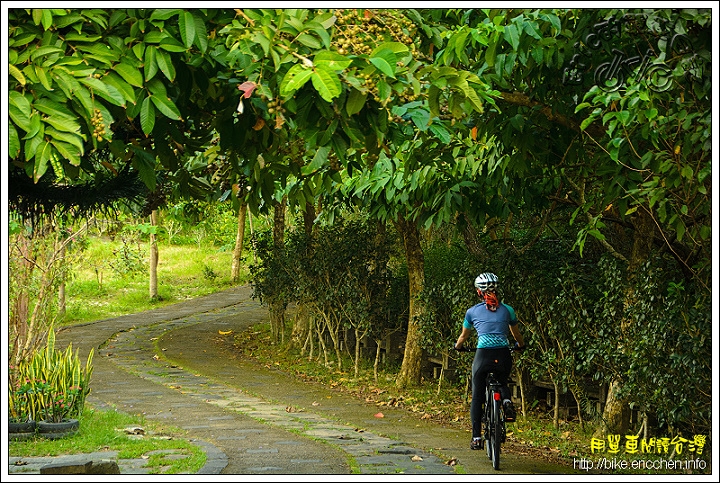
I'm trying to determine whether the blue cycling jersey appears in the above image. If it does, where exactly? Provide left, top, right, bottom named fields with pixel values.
left=463, top=302, right=518, bottom=348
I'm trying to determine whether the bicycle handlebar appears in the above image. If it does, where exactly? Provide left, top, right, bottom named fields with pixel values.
left=453, top=342, right=525, bottom=353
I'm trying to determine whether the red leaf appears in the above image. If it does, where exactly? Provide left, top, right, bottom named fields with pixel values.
left=374, top=412, right=384, bottom=418
left=237, top=81, right=257, bottom=98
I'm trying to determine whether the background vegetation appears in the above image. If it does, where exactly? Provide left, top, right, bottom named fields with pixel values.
left=7, top=6, right=712, bottom=474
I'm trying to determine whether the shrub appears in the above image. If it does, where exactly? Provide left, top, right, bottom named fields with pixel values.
left=9, top=327, right=94, bottom=423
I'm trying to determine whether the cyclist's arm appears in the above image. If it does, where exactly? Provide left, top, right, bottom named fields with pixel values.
left=454, top=326, right=474, bottom=350
left=509, top=323, right=525, bottom=348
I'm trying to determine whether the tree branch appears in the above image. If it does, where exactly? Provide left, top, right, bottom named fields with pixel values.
left=497, top=91, right=605, bottom=139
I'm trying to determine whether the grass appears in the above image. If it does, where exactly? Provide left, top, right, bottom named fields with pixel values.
left=60, top=237, right=246, bottom=325
left=9, top=405, right=206, bottom=474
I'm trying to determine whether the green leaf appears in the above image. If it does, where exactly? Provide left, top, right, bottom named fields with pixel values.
left=280, top=64, right=313, bottom=97
left=297, top=33, right=322, bottom=49
left=429, top=123, right=451, bottom=143
left=140, top=96, right=156, bottom=134
left=144, top=46, right=158, bottom=81
left=79, top=76, right=125, bottom=106
left=149, top=9, right=182, bottom=21
left=50, top=139, right=81, bottom=166
left=193, top=14, right=208, bottom=53
left=155, top=49, right=175, bottom=81
left=345, top=88, right=367, bottom=116
left=369, top=49, right=397, bottom=79
left=33, top=140, right=52, bottom=182
left=311, top=66, right=341, bottom=102
left=9, top=124, right=20, bottom=158
left=44, top=114, right=82, bottom=134
left=503, top=23, right=520, bottom=51
left=102, top=72, right=136, bottom=104
left=24, top=133, right=43, bottom=160
left=9, top=64, right=27, bottom=85
left=580, top=116, right=595, bottom=131
left=314, top=51, right=352, bottom=71
left=179, top=11, right=196, bottom=49
left=371, top=42, right=409, bottom=55
left=34, top=66, right=53, bottom=91
left=131, top=146, right=157, bottom=191
left=144, top=31, right=169, bottom=44
left=150, top=95, right=182, bottom=120
left=302, top=145, right=330, bottom=175
left=30, top=46, right=63, bottom=61
left=114, top=62, right=144, bottom=87
left=44, top=125, right=84, bottom=151
left=9, top=91, right=33, bottom=132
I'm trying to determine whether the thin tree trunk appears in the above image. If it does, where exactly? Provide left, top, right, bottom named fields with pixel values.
left=354, top=328, right=361, bottom=378
left=57, top=242, right=66, bottom=318
left=553, top=380, right=560, bottom=429
left=149, top=210, right=159, bottom=300
left=394, top=215, right=426, bottom=389
left=515, top=365, right=526, bottom=418
left=571, top=388, right=585, bottom=430
left=231, top=201, right=247, bottom=282
left=374, top=339, right=382, bottom=384
left=248, top=210, right=258, bottom=265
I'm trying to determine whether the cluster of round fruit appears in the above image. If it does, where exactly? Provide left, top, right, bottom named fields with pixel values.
left=91, top=108, right=106, bottom=141
left=332, top=9, right=418, bottom=56
left=266, top=98, right=285, bottom=115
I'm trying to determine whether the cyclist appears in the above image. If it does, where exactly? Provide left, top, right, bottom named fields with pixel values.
left=454, top=272, right=525, bottom=451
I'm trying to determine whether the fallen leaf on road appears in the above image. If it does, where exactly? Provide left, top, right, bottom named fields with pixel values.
left=445, top=457, right=458, bottom=466
left=411, top=455, right=423, bottom=462
left=218, top=330, right=233, bottom=335
left=312, top=401, right=320, bottom=406
left=374, top=412, right=384, bottom=418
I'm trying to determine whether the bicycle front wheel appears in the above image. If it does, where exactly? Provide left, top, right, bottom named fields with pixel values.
left=490, top=397, right=502, bottom=470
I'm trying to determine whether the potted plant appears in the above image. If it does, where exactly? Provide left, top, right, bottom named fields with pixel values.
left=13, top=327, right=94, bottom=439
left=8, top=370, right=37, bottom=441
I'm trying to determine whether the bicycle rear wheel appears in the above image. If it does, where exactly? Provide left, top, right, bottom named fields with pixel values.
left=484, top=391, right=492, bottom=460
left=490, top=397, right=502, bottom=470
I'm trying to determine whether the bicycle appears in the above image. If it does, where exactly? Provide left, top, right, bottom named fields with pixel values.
left=456, top=343, right=522, bottom=471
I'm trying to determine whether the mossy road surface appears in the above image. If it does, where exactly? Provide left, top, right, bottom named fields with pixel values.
left=57, top=285, right=579, bottom=476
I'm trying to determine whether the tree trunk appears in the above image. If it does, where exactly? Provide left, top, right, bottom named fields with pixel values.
left=288, top=201, right=316, bottom=349
left=595, top=209, right=655, bottom=438
left=149, top=209, right=159, bottom=300
left=269, top=199, right=286, bottom=344
left=553, top=380, right=560, bottom=429
left=231, top=201, right=247, bottom=283
left=58, top=242, right=66, bottom=318
left=515, top=365, right=526, bottom=418
left=394, top=216, right=426, bottom=389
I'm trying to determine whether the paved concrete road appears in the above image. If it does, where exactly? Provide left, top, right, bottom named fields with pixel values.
left=27, top=285, right=577, bottom=478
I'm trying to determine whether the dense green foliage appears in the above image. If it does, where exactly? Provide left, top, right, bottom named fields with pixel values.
left=8, top=7, right=712, bottom=440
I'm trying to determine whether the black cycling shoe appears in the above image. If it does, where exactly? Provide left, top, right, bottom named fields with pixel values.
left=470, top=438, right=483, bottom=450
left=503, top=401, right=517, bottom=422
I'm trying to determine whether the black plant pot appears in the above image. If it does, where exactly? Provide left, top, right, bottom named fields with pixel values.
left=37, top=418, right=79, bottom=440
left=9, top=419, right=37, bottom=441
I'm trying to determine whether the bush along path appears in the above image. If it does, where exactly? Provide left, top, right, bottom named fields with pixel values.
left=55, top=285, right=576, bottom=475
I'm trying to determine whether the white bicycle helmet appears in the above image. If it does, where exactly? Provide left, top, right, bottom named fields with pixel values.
left=474, top=272, right=499, bottom=292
